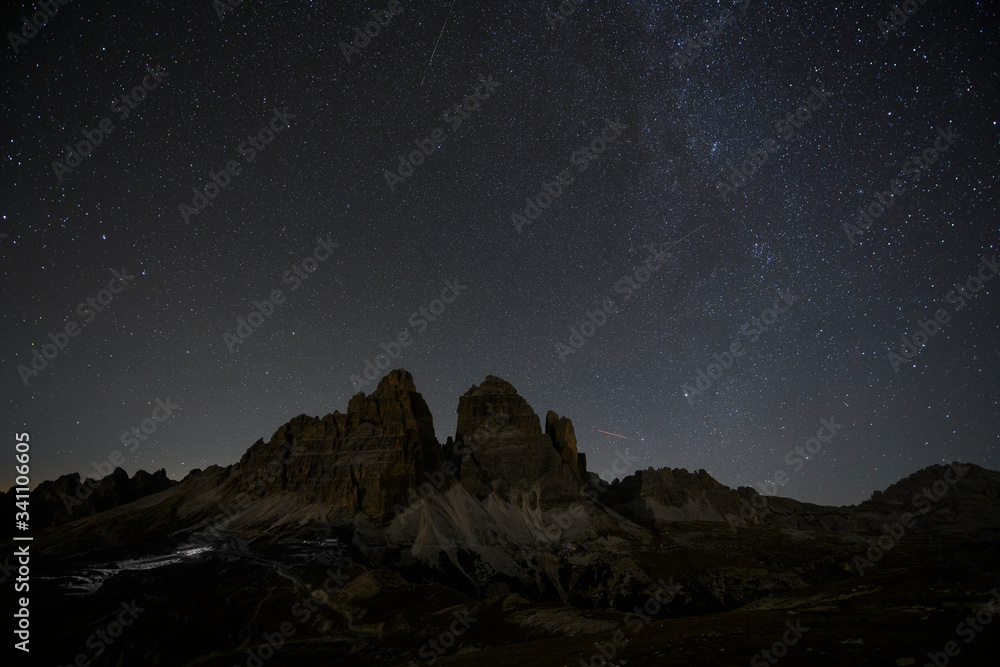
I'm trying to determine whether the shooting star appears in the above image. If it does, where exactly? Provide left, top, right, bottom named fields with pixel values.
left=652, top=222, right=708, bottom=260
left=596, top=430, right=628, bottom=439
left=420, top=0, right=457, bottom=86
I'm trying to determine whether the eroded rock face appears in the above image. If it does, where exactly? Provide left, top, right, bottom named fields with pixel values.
left=598, top=467, right=753, bottom=524
left=232, top=369, right=442, bottom=522
left=208, top=371, right=590, bottom=526
left=545, top=410, right=585, bottom=485
left=856, top=462, right=1000, bottom=533
left=449, top=375, right=583, bottom=505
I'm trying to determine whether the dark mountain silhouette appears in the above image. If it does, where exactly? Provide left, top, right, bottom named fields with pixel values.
left=7, top=370, right=1000, bottom=666
left=2, top=466, right=176, bottom=530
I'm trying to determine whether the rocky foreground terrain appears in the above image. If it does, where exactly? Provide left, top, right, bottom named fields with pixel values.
left=6, top=370, right=1000, bottom=666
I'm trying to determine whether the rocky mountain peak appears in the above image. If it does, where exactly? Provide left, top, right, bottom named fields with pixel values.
left=374, top=368, right=418, bottom=394
left=233, top=369, right=441, bottom=522
left=454, top=375, right=548, bottom=444
left=451, top=375, right=583, bottom=504
left=463, top=374, right=518, bottom=396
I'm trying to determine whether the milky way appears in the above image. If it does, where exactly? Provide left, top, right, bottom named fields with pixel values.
left=2, top=0, right=997, bottom=505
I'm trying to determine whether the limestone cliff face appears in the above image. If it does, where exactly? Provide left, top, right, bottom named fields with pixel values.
left=448, top=375, right=583, bottom=505
left=545, top=410, right=585, bottom=486
left=228, top=371, right=586, bottom=523
left=598, top=467, right=753, bottom=524
left=233, top=369, right=442, bottom=521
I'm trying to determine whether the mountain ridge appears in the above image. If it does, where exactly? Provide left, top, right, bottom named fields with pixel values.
left=9, top=370, right=1000, bottom=666
left=6, top=369, right=998, bottom=537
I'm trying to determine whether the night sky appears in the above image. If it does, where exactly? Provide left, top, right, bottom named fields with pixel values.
left=2, top=0, right=998, bottom=506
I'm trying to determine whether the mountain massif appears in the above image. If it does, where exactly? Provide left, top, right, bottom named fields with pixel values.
left=7, top=370, right=1000, bottom=666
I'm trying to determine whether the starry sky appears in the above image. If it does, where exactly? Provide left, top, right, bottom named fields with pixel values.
left=2, top=0, right=998, bottom=506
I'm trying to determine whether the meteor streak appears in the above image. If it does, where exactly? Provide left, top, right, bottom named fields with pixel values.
left=420, top=0, right=457, bottom=86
